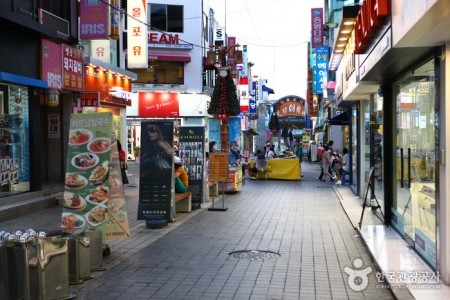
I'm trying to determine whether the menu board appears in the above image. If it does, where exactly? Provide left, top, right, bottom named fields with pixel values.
left=61, top=112, right=130, bottom=239
left=209, top=153, right=229, bottom=181
left=138, top=121, right=174, bottom=221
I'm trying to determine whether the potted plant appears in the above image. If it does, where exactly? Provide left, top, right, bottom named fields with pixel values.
left=133, top=146, right=141, bottom=163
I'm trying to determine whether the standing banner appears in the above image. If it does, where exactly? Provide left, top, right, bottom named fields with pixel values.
left=178, top=127, right=205, bottom=207
left=138, top=121, right=174, bottom=221
left=61, top=112, right=130, bottom=239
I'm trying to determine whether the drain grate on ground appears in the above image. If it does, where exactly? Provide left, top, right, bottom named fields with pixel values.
left=228, top=250, right=280, bottom=261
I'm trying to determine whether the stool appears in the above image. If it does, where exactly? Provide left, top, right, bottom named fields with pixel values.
left=342, top=171, right=351, bottom=186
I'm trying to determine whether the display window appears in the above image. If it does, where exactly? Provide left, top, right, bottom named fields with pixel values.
left=0, top=84, right=30, bottom=196
left=393, top=58, right=436, bottom=268
left=133, top=61, right=184, bottom=84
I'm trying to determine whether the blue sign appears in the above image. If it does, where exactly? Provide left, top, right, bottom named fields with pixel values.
left=415, top=228, right=436, bottom=269
left=249, top=96, right=257, bottom=119
left=391, top=208, right=405, bottom=236
left=314, top=46, right=328, bottom=94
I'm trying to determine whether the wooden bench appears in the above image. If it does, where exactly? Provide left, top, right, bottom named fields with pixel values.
left=175, top=192, right=192, bottom=213
left=208, top=181, right=219, bottom=198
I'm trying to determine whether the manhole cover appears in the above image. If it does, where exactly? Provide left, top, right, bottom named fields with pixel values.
left=228, top=250, right=280, bottom=261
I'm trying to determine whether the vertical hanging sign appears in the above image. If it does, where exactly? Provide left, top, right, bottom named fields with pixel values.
left=314, top=45, right=328, bottom=94
left=178, top=127, right=205, bottom=207
left=311, top=8, right=324, bottom=49
left=127, top=0, right=148, bottom=68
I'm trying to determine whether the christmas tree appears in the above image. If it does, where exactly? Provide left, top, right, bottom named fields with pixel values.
left=207, top=72, right=240, bottom=119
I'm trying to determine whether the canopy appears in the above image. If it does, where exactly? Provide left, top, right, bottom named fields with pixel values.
left=328, top=112, right=349, bottom=125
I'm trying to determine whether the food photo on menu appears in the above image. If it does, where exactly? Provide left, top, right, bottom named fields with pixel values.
left=62, top=119, right=113, bottom=233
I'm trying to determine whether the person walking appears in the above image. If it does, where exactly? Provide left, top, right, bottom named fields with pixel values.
left=117, top=141, right=129, bottom=184
left=319, top=145, right=336, bottom=182
left=294, top=139, right=304, bottom=178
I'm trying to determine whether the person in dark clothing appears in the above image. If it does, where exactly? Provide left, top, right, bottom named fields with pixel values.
left=117, top=141, right=129, bottom=184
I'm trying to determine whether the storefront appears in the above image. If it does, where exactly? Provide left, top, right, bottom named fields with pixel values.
left=390, top=56, right=437, bottom=269
left=82, top=57, right=137, bottom=148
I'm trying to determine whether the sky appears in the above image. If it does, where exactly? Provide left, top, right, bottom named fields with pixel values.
left=209, top=0, right=324, bottom=100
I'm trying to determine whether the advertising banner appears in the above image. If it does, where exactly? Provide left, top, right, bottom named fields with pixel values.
left=138, top=92, right=179, bottom=117
left=61, top=112, right=130, bottom=239
left=138, top=121, right=174, bottom=221
left=80, top=0, right=109, bottom=39
left=179, top=127, right=205, bottom=206
left=209, top=153, right=229, bottom=181
left=249, top=96, right=257, bottom=119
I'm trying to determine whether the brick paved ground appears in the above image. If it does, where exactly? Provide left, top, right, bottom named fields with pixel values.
left=0, top=161, right=394, bottom=299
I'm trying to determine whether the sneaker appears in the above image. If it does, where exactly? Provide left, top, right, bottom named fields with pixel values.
left=335, top=180, right=342, bottom=185
left=331, top=176, right=337, bottom=180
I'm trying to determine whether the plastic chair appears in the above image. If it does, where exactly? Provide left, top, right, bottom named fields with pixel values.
left=256, top=159, right=268, bottom=180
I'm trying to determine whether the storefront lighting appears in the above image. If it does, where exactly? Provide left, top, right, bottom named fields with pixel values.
left=330, top=5, right=359, bottom=55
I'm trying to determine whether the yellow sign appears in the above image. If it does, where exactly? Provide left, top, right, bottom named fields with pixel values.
left=209, top=153, right=229, bottom=181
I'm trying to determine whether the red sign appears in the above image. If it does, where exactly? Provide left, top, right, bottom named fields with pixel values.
left=355, top=0, right=390, bottom=54
left=311, top=8, right=324, bottom=49
left=149, top=32, right=179, bottom=44
left=62, top=44, right=83, bottom=91
left=80, top=92, right=100, bottom=107
left=139, top=92, right=179, bottom=117
left=41, top=40, right=62, bottom=90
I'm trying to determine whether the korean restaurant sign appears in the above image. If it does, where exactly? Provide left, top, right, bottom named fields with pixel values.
left=90, top=40, right=111, bottom=64
left=138, top=92, right=179, bottom=117
left=41, top=41, right=83, bottom=91
left=355, top=0, right=390, bottom=54
left=127, top=0, right=148, bottom=68
left=311, top=8, right=324, bottom=49
left=62, top=45, right=83, bottom=91
left=80, top=92, right=100, bottom=107
left=79, top=0, right=109, bottom=39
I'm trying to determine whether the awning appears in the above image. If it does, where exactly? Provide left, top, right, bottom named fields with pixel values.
left=149, top=51, right=191, bottom=62
left=251, top=82, right=275, bottom=94
left=326, top=81, right=336, bottom=89
left=0, top=72, right=47, bottom=88
left=328, top=112, right=349, bottom=125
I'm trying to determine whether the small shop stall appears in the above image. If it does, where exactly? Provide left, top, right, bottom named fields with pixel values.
left=250, top=157, right=301, bottom=180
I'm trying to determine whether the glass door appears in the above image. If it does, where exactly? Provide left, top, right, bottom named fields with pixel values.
left=394, top=58, right=437, bottom=268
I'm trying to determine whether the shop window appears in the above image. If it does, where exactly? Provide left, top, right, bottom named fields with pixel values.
left=135, top=61, right=184, bottom=84
left=150, top=4, right=183, bottom=33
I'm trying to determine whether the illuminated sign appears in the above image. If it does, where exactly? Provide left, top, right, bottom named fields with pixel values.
left=355, top=0, right=390, bottom=54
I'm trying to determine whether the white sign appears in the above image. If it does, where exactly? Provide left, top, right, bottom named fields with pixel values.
left=127, top=0, right=148, bottom=68
left=214, top=27, right=224, bottom=42
left=90, top=40, right=111, bottom=63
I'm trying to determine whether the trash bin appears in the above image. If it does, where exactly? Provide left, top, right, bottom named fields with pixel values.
left=28, top=236, right=75, bottom=299
left=82, top=229, right=105, bottom=271
left=5, top=241, right=33, bottom=300
left=66, top=235, right=91, bottom=284
left=0, top=240, right=8, bottom=299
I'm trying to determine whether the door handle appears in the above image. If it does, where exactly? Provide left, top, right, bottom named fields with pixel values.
left=400, top=148, right=404, bottom=188
left=408, top=148, right=411, bottom=188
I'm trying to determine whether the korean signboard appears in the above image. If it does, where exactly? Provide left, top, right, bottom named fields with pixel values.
left=314, top=45, right=328, bottom=94
left=80, top=92, right=100, bottom=107
left=127, top=0, right=148, bottom=68
left=62, top=45, right=83, bottom=91
left=41, top=40, right=62, bottom=90
left=311, top=8, right=324, bottom=49
left=79, top=0, right=109, bottom=39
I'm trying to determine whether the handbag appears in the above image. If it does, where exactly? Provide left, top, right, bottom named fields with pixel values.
left=120, top=161, right=128, bottom=170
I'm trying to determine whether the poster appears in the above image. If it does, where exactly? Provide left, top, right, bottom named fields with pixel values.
left=179, top=127, right=205, bottom=206
left=138, top=121, right=174, bottom=221
left=61, top=112, right=130, bottom=239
